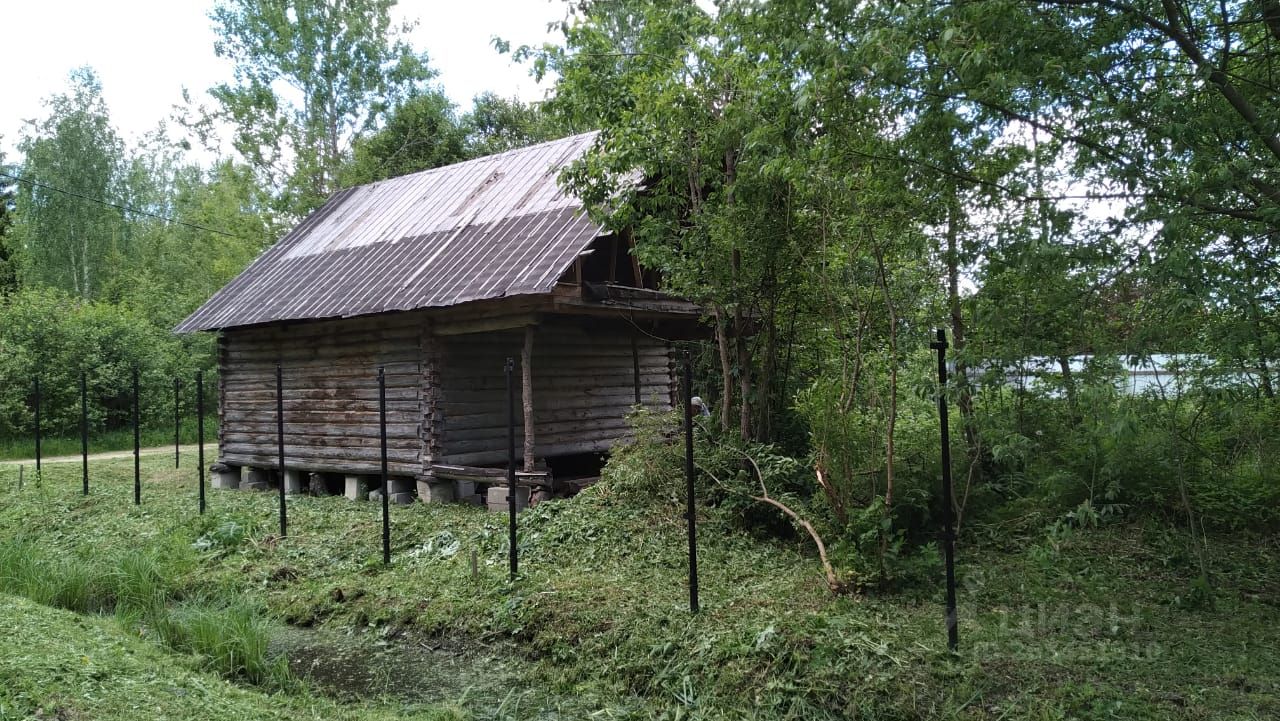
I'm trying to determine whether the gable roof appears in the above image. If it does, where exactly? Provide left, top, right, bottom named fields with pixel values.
left=175, top=131, right=603, bottom=333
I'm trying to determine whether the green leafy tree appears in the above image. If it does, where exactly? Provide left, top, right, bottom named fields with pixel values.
left=341, top=90, right=466, bottom=186
left=196, top=0, right=437, bottom=215
left=461, top=92, right=570, bottom=156
left=12, top=67, right=125, bottom=300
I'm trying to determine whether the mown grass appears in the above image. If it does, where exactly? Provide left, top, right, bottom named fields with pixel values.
left=0, top=455, right=1277, bottom=719
left=0, top=413, right=218, bottom=460
left=0, top=593, right=470, bottom=721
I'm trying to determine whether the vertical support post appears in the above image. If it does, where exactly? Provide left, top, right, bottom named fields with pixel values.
left=379, top=366, right=390, bottom=565
left=33, top=376, right=41, bottom=477
left=174, top=377, right=181, bottom=469
left=133, top=367, right=140, bottom=505
left=521, top=326, right=535, bottom=472
left=197, top=371, right=205, bottom=515
left=683, top=350, right=699, bottom=613
left=81, top=372, right=89, bottom=496
left=931, top=328, right=959, bottom=652
left=506, top=357, right=518, bottom=580
left=631, top=332, right=641, bottom=406
left=276, top=363, right=287, bottom=538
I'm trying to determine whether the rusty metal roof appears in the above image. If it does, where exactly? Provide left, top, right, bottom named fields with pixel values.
left=176, top=132, right=604, bottom=332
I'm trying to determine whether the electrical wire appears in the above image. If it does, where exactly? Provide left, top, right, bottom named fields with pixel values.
left=0, top=170, right=255, bottom=241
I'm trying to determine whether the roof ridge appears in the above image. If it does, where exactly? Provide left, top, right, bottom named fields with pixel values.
left=357, top=129, right=599, bottom=191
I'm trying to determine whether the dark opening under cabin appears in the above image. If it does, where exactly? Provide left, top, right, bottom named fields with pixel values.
left=176, top=132, right=702, bottom=508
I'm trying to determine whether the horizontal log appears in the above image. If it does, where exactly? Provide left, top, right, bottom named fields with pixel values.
left=224, top=398, right=419, bottom=412
left=224, top=422, right=421, bottom=439
left=226, top=348, right=421, bottom=364
left=439, top=426, right=629, bottom=455
left=220, top=453, right=419, bottom=477
left=222, top=410, right=417, bottom=426
left=438, top=393, right=671, bottom=415
left=223, top=376, right=422, bottom=392
left=441, top=417, right=630, bottom=443
left=222, top=360, right=422, bottom=377
left=223, top=432, right=419, bottom=450
left=436, top=372, right=671, bottom=392
left=230, top=323, right=424, bottom=345
left=224, top=388, right=420, bottom=402
left=440, top=404, right=652, bottom=431
left=223, top=443, right=419, bottom=464
left=441, top=437, right=619, bottom=466
left=439, top=384, right=671, bottom=404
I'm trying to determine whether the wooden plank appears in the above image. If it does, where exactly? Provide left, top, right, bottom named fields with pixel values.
left=429, top=464, right=507, bottom=480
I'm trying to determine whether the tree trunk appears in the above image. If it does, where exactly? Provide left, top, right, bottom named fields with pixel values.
left=946, top=201, right=981, bottom=479
left=714, top=306, right=733, bottom=433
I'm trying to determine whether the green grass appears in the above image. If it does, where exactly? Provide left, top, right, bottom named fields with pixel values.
left=0, top=414, right=218, bottom=460
left=0, top=456, right=1277, bottom=719
left=0, top=593, right=469, bottom=721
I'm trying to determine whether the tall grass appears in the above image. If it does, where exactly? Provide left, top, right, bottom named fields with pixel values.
left=0, top=537, right=285, bottom=687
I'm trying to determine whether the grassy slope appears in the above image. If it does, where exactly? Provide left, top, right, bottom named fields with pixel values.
left=0, top=457, right=1277, bottom=719
left=0, top=593, right=466, bottom=721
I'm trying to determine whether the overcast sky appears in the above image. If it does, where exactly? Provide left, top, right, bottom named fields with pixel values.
left=1, top=0, right=568, bottom=159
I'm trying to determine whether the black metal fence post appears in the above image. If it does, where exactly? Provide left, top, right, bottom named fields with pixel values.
left=931, top=328, right=959, bottom=652
left=506, top=357, right=518, bottom=581
left=379, top=366, right=390, bottom=565
left=276, top=363, right=287, bottom=538
left=683, top=350, right=700, bottom=614
left=81, top=371, right=89, bottom=496
left=197, top=371, right=205, bottom=515
left=174, top=377, right=181, bottom=469
left=133, top=367, right=140, bottom=505
left=33, top=376, right=41, bottom=477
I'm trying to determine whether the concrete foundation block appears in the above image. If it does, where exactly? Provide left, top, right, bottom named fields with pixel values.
left=283, top=469, right=306, bottom=495
left=454, top=480, right=476, bottom=499
left=244, top=467, right=272, bottom=491
left=416, top=478, right=455, bottom=504
left=345, top=475, right=371, bottom=501
left=210, top=463, right=240, bottom=490
left=485, top=485, right=529, bottom=512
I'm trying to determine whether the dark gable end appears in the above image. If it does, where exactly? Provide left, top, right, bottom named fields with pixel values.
left=176, top=132, right=603, bottom=333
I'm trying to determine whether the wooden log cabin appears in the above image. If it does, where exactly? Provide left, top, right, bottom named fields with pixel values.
left=176, top=132, right=702, bottom=506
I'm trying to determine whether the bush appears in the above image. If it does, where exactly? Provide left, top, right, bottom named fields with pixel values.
left=0, top=287, right=216, bottom=439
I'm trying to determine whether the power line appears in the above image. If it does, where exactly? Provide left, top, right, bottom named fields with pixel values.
left=0, top=170, right=255, bottom=241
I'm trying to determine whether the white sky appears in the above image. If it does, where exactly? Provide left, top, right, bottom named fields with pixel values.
left=0, top=0, right=568, bottom=160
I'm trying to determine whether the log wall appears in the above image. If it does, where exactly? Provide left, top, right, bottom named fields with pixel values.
left=218, top=313, right=427, bottom=476
left=434, top=319, right=675, bottom=466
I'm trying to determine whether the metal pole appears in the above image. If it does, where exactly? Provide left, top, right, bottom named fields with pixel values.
left=81, top=371, right=89, bottom=495
left=174, top=377, right=181, bottom=469
left=506, top=357, right=518, bottom=580
left=683, top=350, right=699, bottom=613
left=197, top=371, right=205, bottom=515
left=33, top=376, right=41, bottom=477
left=379, top=366, right=390, bottom=565
left=931, top=328, right=959, bottom=652
left=276, top=363, right=287, bottom=538
left=133, top=367, right=140, bottom=505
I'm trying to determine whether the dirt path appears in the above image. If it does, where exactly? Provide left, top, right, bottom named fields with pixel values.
left=0, top=445, right=203, bottom=467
